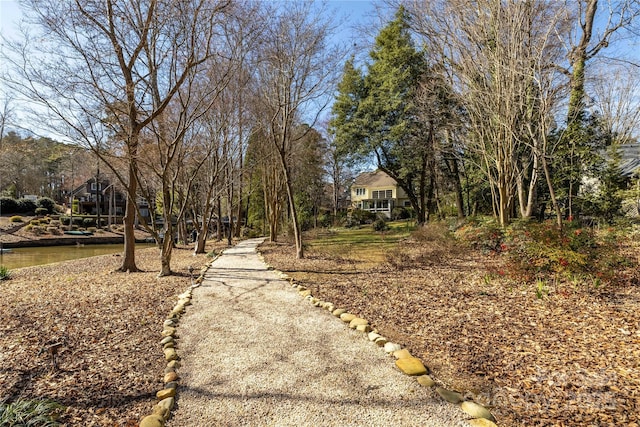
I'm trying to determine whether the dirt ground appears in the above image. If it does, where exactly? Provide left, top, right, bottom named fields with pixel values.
left=0, top=241, right=231, bottom=426
left=259, top=236, right=640, bottom=427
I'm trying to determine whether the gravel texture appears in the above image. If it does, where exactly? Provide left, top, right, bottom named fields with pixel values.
left=167, top=238, right=470, bottom=427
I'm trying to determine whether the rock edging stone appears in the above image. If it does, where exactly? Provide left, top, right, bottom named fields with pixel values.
left=265, top=262, right=499, bottom=427
left=138, top=255, right=218, bottom=427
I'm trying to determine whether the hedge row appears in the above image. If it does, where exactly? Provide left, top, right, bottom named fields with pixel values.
left=0, top=197, right=58, bottom=215
left=59, top=216, right=108, bottom=227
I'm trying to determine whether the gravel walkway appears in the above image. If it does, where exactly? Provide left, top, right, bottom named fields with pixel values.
left=167, top=238, right=470, bottom=426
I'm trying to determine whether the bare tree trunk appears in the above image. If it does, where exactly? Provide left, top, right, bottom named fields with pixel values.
left=282, top=163, right=303, bottom=258
left=216, top=195, right=222, bottom=241
left=450, top=158, right=465, bottom=219
left=524, top=155, right=539, bottom=219
left=120, top=159, right=139, bottom=272
left=159, top=189, right=174, bottom=277
left=159, top=223, right=174, bottom=276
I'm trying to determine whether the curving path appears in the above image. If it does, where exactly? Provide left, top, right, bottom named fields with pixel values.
left=167, top=238, right=470, bottom=426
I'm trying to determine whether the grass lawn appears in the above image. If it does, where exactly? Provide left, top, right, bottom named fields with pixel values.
left=304, top=221, right=416, bottom=266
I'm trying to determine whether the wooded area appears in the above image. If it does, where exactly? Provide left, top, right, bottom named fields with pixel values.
left=1, top=2, right=640, bottom=426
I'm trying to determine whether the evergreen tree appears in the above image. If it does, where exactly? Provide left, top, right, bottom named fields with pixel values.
left=331, top=7, right=455, bottom=224
left=329, top=57, right=365, bottom=162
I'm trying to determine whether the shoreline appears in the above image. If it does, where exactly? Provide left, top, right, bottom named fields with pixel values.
left=0, top=217, right=156, bottom=248
left=0, top=234, right=154, bottom=248
left=1, top=242, right=232, bottom=426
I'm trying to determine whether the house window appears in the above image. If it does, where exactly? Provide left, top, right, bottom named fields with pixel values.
left=372, top=190, right=393, bottom=199
left=404, top=201, right=411, bottom=207
left=91, top=182, right=102, bottom=191
left=355, top=188, right=365, bottom=196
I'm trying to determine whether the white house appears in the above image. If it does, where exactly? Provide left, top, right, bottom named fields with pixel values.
left=350, top=170, right=410, bottom=218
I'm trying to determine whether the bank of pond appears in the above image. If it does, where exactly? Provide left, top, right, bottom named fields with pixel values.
left=0, top=243, right=155, bottom=270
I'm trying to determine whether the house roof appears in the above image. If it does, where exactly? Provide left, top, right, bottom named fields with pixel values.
left=353, top=170, right=397, bottom=187
left=618, top=144, right=640, bottom=177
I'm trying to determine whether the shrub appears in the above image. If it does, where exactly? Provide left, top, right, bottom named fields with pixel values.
left=0, top=197, right=18, bottom=214
left=9, top=215, right=23, bottom=223
left=83, top=217, right=96, bottom=227
left=47, top=226, right=62, bottom=235
left=316, top=213, right=332, bottom=228
left=17, top=198, right=37, bottom=214
left=455, top=218, right=504, bottom=253
left=36, top=197, right=56, bottom=214
left=387, top=222, right=458, bottom=270
left=60, top=216, right=84, bottom=226
left=35, top=207, right=49, bottom=216
left=344, top=218, right=358, bottom=228
left=27, top=225, right=46, bottom=235
left=349, top=209, right=377, bottom=225
left=0, top=265, right=10, bottom=280
left=242, top=227, right=262, bottom=238
left=0, top=398, right=63, bottom=426
left=372, top=217, right=389, bottom=232
left=503, top=219, right=633, bottom=286
left=413, top=221, right=456, bottom=244
left=391, top=207, right=411, bottom=220
left=30, top=219, right=41, bottom=226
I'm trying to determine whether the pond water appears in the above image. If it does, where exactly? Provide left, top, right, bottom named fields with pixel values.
left=0, top=243, right=155, bottom=270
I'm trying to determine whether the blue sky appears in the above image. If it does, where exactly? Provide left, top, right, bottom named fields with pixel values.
left=0, top=0, right=20, bottom=38
left=0, top=0, right=381, bottom=43
left=0, top=0, right=383, bottom=137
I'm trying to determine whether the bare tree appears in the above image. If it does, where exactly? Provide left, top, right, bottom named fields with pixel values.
left=557, top=0, right=640, bottom=218
left=562, top=0, right=640, bottom=125
left=2, top=0, right=232, bottom=272
left=591, top=63, right=640, bottom=144
left=254, top=1, right=341, bottom=258
left=319, top=119, right=354, bottom=222
left=245, top=127, right=286, bottom=241
left=0, top=95, right=13, bottom=144
left=403, top=0, right=570, bottom=226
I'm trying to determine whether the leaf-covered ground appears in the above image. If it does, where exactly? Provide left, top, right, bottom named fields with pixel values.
left=0, top=242, right=230, bottom=426
left=260, top=233, right=640, bottom=427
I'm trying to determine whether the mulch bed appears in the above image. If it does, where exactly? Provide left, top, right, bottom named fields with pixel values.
left=259, top=237, right=640, bottom=427
left=1, top=242, right=230, bottom=426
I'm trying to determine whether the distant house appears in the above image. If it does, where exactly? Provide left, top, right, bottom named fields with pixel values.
left=350, top=170, right=410, bottom=218
left=618, top=143, right=640, bottom=178
left=69, top=177, right=126, bottom=216
left=618, top=144, right=640, bottom=217
left=582, top=143, right=640, bottom=217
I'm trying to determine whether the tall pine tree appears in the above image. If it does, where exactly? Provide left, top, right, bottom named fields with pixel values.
left=331, top=7, right=449, bottom=224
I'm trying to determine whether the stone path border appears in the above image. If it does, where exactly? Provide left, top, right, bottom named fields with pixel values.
left=138, top=257, right=216, bottom=427
left=138, top=239, right=499, bottom=426
left=260, top=258, right=499, bottom=427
